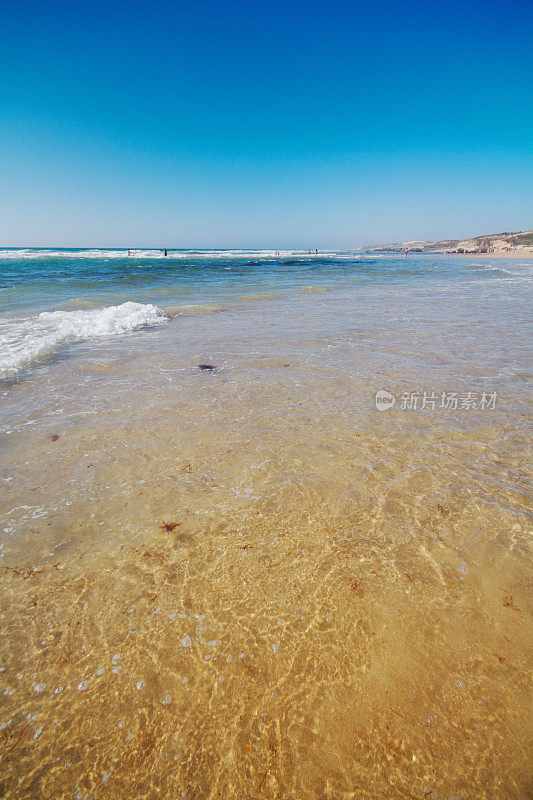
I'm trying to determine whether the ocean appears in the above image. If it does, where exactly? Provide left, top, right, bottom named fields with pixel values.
left=0, top=249, right=531, bottom=798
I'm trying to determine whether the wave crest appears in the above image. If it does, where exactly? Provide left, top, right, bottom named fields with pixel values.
left=0, top=302, right=168, bottom=378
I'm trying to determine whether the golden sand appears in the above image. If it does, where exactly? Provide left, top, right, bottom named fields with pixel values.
left=0, top=382, right=530, bottom=799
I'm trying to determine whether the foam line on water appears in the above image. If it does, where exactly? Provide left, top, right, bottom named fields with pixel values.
left=0, top=248, right=365, bottom=260
left=0, top=301, right=168, bottom=378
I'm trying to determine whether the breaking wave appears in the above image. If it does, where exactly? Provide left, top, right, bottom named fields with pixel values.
left=0, top=248, right=362, bottom=261
left=0, top=302, right=168, bottom=378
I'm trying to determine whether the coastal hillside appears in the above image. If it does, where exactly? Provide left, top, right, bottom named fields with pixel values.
left=372, top=228, right=533, bottom=254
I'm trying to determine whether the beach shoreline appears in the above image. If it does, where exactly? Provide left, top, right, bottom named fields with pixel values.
left=0, top=249, right=531, bottom=799
left=448, top=248, right=533, bottom=259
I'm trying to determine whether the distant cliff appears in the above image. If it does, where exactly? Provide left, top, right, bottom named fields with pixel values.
left=371, top=229, right=533, bottom=254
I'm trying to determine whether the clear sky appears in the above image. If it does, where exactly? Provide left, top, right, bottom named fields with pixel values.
left=1, top=0, right=532, bottom=247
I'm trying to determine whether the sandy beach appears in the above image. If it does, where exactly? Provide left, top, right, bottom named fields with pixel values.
left=451, top=248, right=533, bottom=259
left=0, top=250, right=531, bottom=799
left=2, top=0, right=531, bottom=793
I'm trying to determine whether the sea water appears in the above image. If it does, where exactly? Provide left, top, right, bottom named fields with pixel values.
left=0, top=249, right=531, bottom=798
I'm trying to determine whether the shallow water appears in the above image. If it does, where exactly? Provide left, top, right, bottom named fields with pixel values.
left=0, top=251, right=531, bottom=799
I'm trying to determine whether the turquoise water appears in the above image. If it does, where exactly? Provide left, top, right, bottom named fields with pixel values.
left=1, top=249, right=532, bottom=799
left=1, top=248, right=531, bottom=382
left=0, top=248, right=459, bottom=317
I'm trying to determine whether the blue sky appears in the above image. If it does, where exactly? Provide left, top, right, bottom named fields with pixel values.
left=1, top=0, right=532, bottom=247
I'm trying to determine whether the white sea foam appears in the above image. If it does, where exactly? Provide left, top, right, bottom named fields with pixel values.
left=0, top=248, right=364, bottom=260
left=0, top=302, right=168, bottom=378
left=480, top=263, right=533, bottom=276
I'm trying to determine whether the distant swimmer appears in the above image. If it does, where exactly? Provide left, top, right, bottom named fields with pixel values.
left=164, top=248, right=167, bottom=257
left=315, top=249, right=318, bottom=254
left=405, top=248, right=408, bottom=258
left=127, top=249, right=130, bottom=256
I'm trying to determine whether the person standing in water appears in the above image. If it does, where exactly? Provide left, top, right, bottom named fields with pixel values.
left=164, top=248, right=167, bottom=257
left=405, top=248, right=408, bottom=258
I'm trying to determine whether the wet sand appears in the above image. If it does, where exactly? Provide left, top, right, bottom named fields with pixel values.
left=450, top=249, right=533, bottom=259
left=0, top=258, right=531, bottom=799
